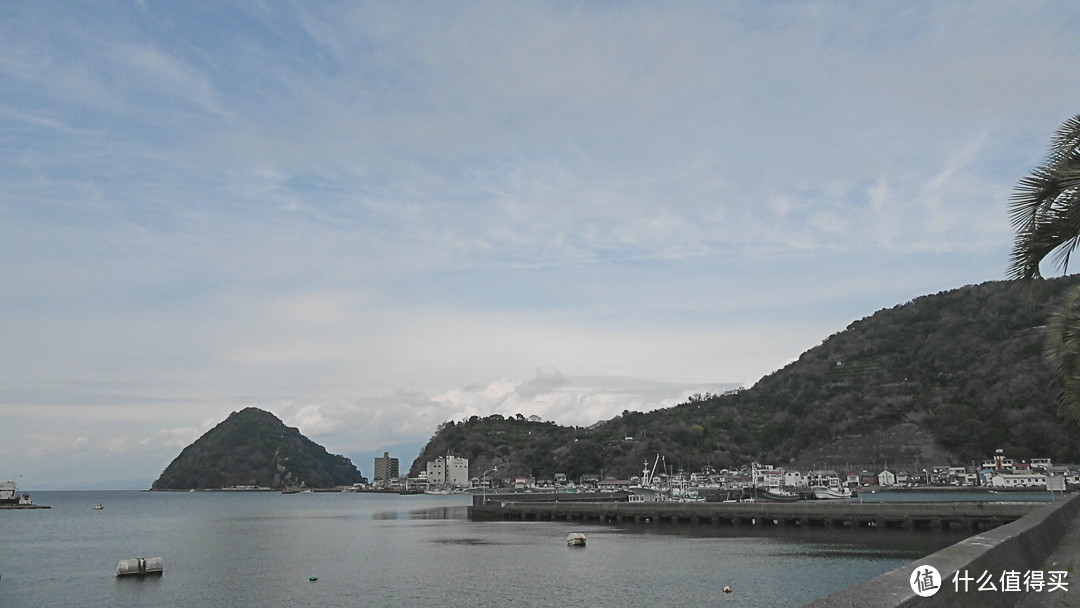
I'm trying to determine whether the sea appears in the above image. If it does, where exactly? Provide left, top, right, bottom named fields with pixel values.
left=0, top=490, right=1055, bottom=607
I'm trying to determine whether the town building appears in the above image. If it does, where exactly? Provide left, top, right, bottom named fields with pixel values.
left=1031, top=458, right=1053, bottom=471
left=877, top=469, right=897, bottom=487
left=373, top=452, right=399, bottom=483
left=785, top=470, right=807, bottom=487
left=990, top=473, right=1047, bottom=488
left=426, top=454, right=470, bottom=488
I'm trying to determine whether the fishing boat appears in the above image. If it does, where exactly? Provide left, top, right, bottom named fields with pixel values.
left=629, top=455, right=667, bottom=502
left=749, top=463, right=804, bottom=502
left=566, top=532, right=586, bottom=547
left=808, top=469, right=856, bottom=499
left=754, top=487, right=803, bottom=502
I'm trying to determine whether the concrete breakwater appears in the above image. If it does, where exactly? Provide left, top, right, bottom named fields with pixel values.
left=802, top=492, right=1079, bottom=607
left=469, top=495, right=1039, bottom=532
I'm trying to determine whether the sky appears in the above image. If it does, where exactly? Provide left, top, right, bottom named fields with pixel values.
left=3, top=1, right=1080, bottom=489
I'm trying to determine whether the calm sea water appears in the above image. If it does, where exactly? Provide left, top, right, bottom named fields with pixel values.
left=0, top=490, right=1016, bottom=607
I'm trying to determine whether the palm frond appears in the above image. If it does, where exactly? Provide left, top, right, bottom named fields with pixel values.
left=1007, top=114, right=1080, bottom=286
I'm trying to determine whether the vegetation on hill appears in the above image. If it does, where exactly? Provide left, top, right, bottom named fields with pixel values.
left=152, top=407, right=365, bottom=490
left=411, top=278, right=1080, bottom=482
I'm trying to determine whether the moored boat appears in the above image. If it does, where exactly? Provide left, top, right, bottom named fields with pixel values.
left=566, top=532, right=586, bottom=547
left=812, top=485, right=855, bottom=500
left=754, top=487, right=803, bottom=502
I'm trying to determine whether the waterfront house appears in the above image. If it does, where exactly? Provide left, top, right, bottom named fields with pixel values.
left=845, top=472, right=860, bottom=487
left=1031, top=458, right=1052, bottom=471
left=931, top=466, right=951, bottom=484
left=579, top=474, right=600, bottom=488
left=403, top=476, right=429, bottom=492
left=598, top=479, right=633, bottom=492
left=807, top=470, right=841, bottom=487
left=990, top=473, right=1047, bottom=488
left=877, top=469, right=897, bottom=487
left=784, top=470, right=806, bottom=487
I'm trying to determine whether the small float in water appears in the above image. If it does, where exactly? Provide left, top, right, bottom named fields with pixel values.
left=116, top=557, right=163, bottom=577
left=566, top=532, right=587, bottom=547
left=93, top=504, right=104, bottom=510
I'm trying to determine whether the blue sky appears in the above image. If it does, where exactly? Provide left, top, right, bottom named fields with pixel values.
left=3, top=2, right=1080, bottom=488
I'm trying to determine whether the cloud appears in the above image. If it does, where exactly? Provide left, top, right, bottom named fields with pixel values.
left=516, top=366, right=569, bottom=399
left=4, top=2, right=1080, bottom=487
left=428, top=367, right=738, bottom=429
left=282, top=403, right=339, bottom=436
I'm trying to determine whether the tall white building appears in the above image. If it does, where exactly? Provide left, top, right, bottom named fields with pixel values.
left=426, top=455, right=470, bottom=488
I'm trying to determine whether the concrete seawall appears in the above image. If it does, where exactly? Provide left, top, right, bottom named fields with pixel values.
left=803, top=492, right=1079, bottom=607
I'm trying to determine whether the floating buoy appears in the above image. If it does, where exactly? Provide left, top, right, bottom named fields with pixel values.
left=723, top=586, right=732, bottom=594
left=566, top=532, right=587, bottom=547
left=116, top=557, right=163, bottom=577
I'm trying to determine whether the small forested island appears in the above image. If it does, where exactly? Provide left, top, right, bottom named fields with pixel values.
left=412, top=278, right=1080, bottom=481
left=151, top=407, right=364, bottom=490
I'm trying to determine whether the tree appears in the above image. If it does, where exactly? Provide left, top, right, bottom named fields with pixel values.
left=1043, top=284, right=1080, bottom=423
left=1008, top=114, right=1080, bottom=422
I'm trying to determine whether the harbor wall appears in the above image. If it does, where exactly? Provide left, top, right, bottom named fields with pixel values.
left=469, top=496, right=1038, bottom=531
left=802, top=492, right=1080, bottom=607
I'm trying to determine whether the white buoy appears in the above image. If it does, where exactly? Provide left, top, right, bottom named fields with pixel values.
left=116, top=557, right=163, bottom=576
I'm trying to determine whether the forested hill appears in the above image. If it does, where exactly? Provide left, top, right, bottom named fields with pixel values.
left=152, top=407, right=364, bottom=490
left=411, top=278, right=1080, bottom=481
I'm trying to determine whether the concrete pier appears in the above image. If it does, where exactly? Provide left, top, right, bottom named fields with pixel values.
left=469, top=495, right=1039, bottom=532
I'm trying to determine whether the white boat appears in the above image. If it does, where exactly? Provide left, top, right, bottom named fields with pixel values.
left=93, top=503, right=104, bottom=510
left=566, top=532, right=587, bottom=547
left=813, top=485, right=855, bottom=499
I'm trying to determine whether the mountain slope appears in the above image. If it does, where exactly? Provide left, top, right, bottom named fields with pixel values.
left=151, top=407, right=364, bottom=490
left=411, top=278, right=1080, bottom=480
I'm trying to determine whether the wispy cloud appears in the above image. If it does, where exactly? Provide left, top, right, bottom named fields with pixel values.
left=3, top=1, right=1080, bottom=487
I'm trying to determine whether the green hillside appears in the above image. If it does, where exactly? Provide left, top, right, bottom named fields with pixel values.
left=151, top=407, right=364, bottom=490
left=411, top=278, right=1080, bottom=481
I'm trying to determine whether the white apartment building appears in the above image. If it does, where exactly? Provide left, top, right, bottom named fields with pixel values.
left=426, top=455, right=470, bottom=488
